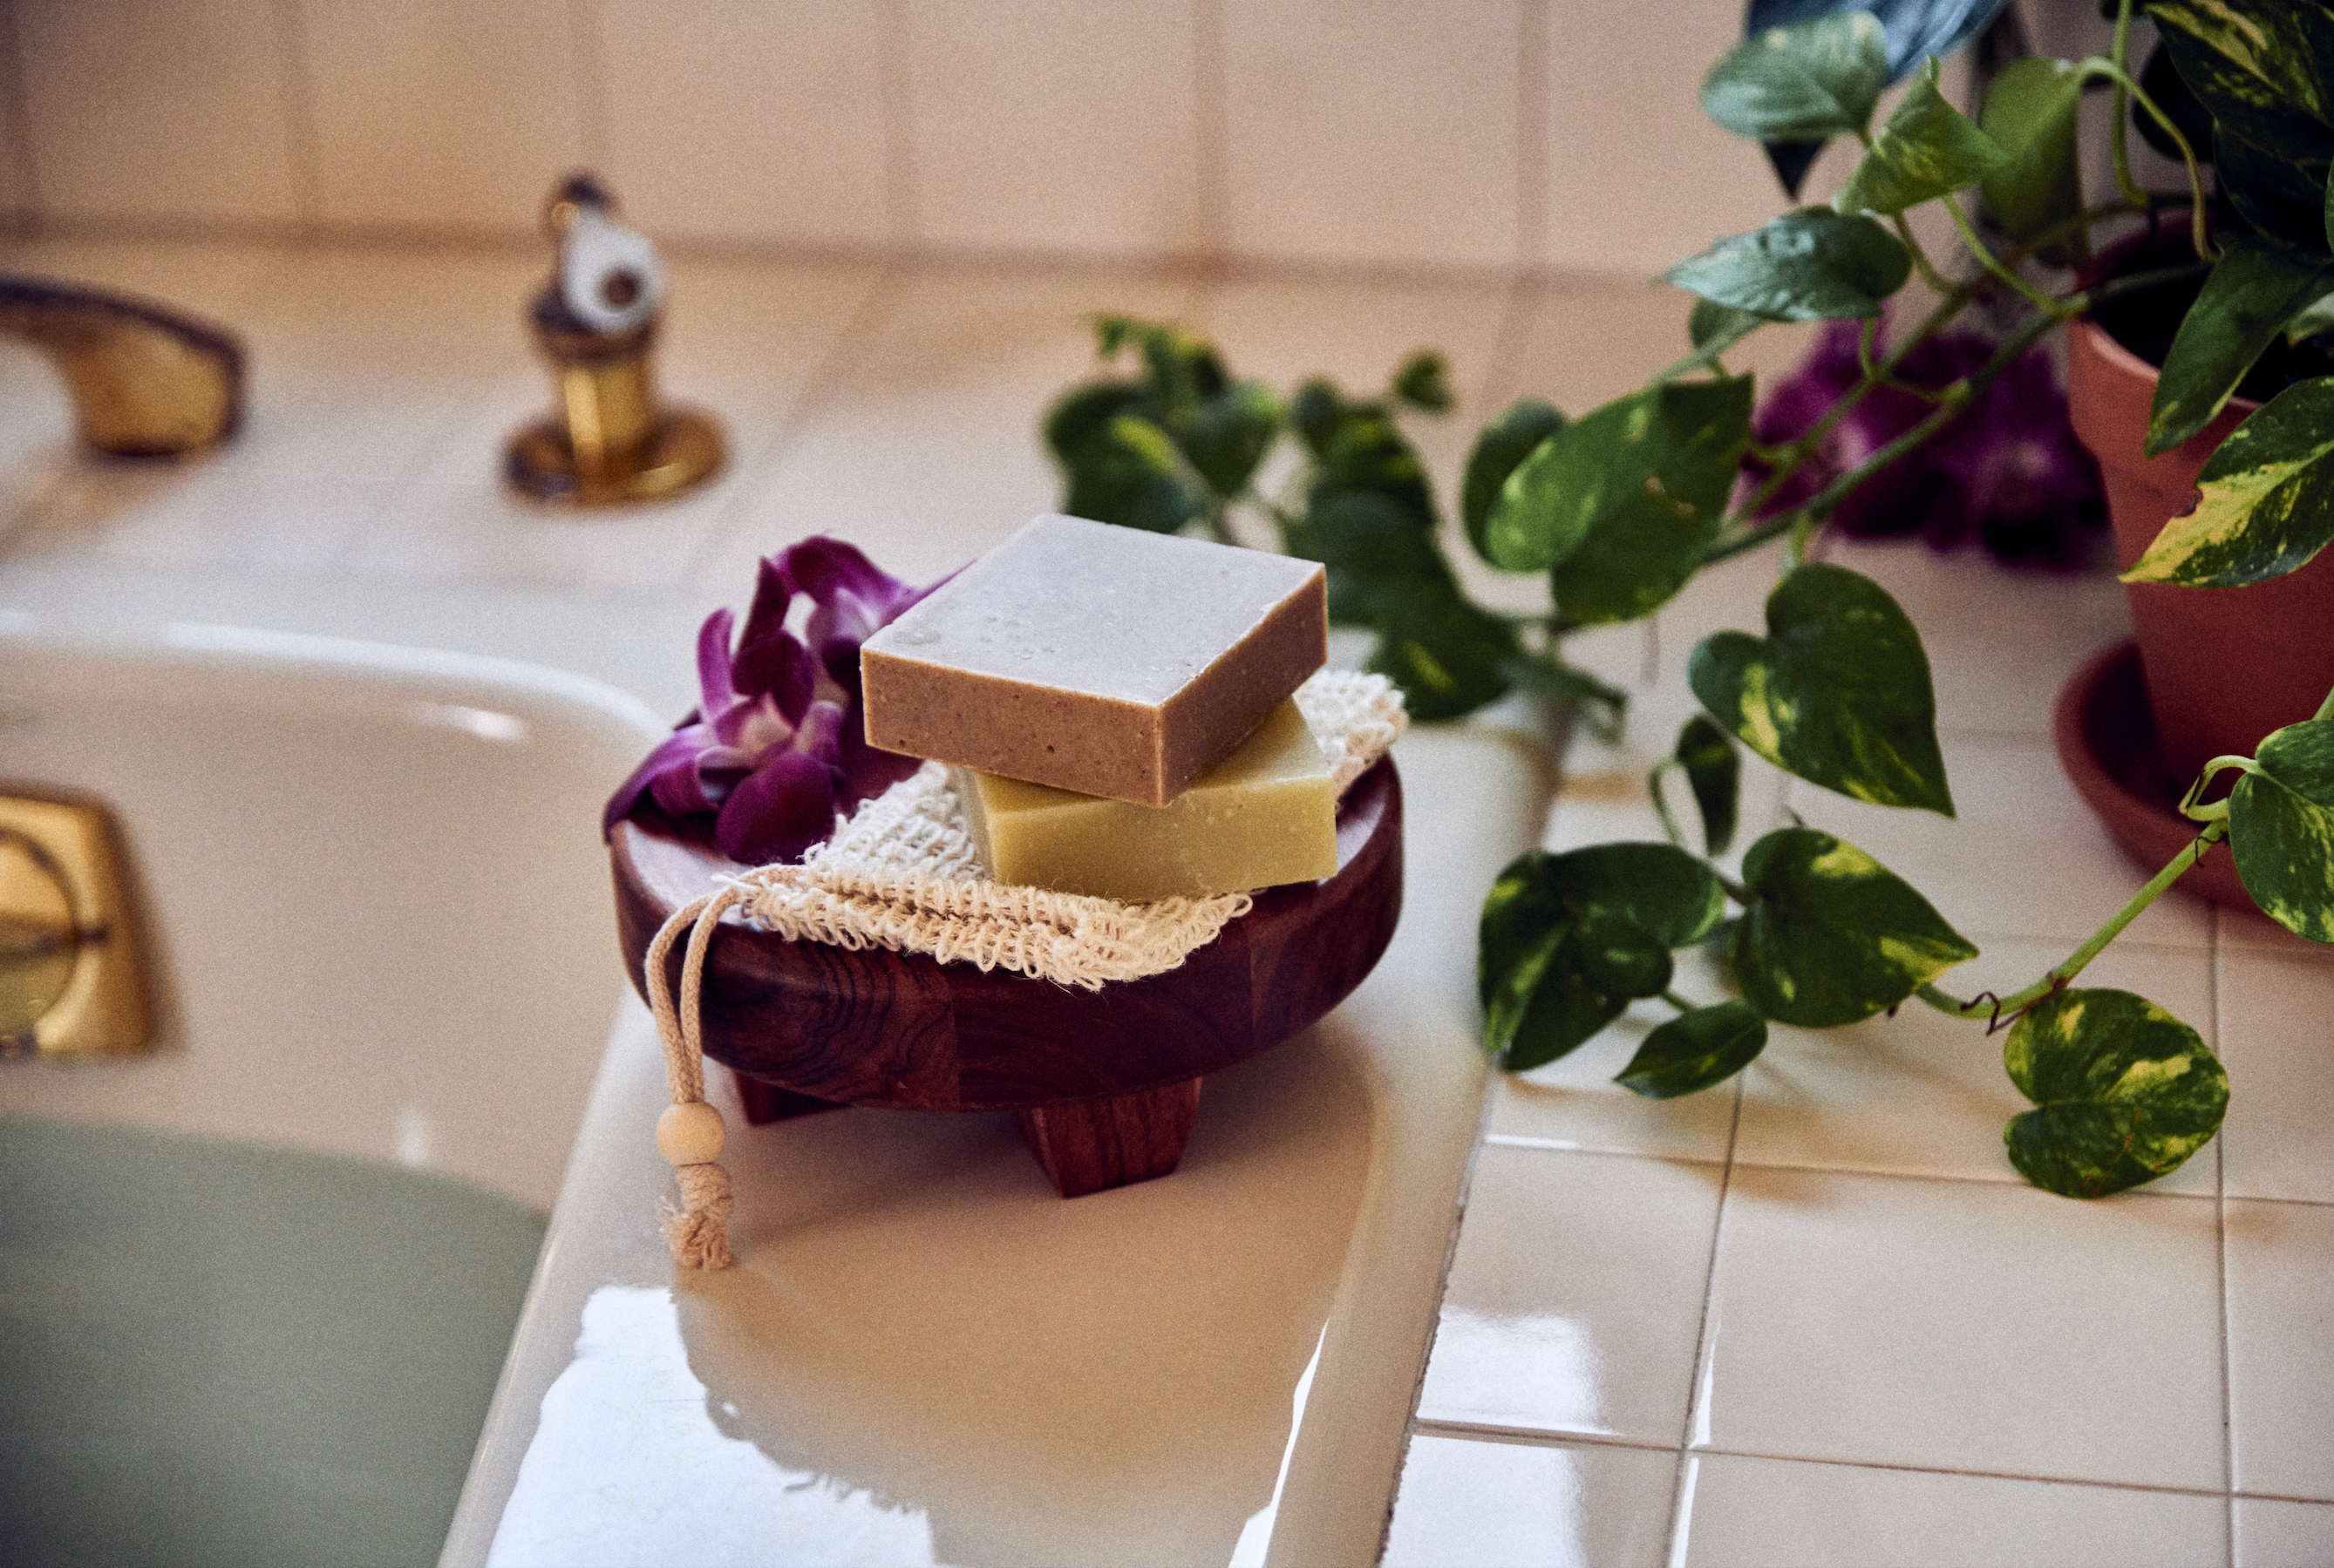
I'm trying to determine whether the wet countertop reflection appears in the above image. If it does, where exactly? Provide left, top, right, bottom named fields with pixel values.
left=485, top=1028, right=1371, bottom=1568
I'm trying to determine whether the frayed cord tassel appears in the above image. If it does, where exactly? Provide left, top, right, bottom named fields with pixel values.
left=644, top=886, right=747, bottom=1271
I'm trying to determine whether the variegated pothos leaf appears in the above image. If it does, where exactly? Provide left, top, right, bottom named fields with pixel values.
left=2124, top=377, right=2334, bottom=586
left=1732, top=826, right=1978, bottom=1027
left=1689, top=562, right=1955, bottom=814
left=2003, top=988, right=2228, bottom=1198
left=2229, top=717, right=2334, bottom=942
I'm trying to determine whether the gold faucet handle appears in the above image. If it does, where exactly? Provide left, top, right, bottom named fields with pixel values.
left=0, top=275, right=244, bottom=457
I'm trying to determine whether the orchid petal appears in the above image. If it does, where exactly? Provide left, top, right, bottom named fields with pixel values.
left=738, top=553, right=793, bottom=652
left=603, top=723, right=714, bottom=836
left=732, top=627, right=816, bottom=720
left=695, top=608, right=739, bottom=716
left=716, top=750, right=840, bottom=865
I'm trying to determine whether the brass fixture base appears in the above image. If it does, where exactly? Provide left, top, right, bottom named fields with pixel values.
left=503, top=410, right=725, bottom=507
left=0, top=789, right=153, bottom=1059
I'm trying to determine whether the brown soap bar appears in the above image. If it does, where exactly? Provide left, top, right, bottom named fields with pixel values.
left=861, top=514, right=1326, bottom=806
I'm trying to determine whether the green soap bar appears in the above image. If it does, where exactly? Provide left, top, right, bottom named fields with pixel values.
left=956, top=699, right=1338, bottom=902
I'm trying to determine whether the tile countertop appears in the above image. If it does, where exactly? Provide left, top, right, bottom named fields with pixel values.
left=1, top=235, right=2328, bottom=1566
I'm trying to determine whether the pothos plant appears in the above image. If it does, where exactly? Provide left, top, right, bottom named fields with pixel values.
left=1043, top=0, right=2334, bottom=1198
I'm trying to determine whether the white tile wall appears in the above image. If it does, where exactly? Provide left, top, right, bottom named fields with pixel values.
left=901, top=0, right=1203, bottom=261
left=592, top=0, right=900, bottom=250
left=1218, top=0, right=1524, bottom=270
left=15, top=0, right=303, bottom=226
left=296, top=0, right=589, bottom=236
left=0, top=0, right=1982, bottom=275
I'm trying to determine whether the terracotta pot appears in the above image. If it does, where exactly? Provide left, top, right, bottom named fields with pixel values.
left=2065, top=314, right=2334, bottom=783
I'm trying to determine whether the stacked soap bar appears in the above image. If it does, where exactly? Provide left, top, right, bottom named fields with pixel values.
left=861, top=514, right=1335, bottom=901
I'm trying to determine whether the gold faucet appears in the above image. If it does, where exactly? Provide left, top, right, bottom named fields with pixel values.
left=0, top=275, right=243, bottom=456
left=0, top=790, right=152, bottom=1059
left=505, top=173, right=724, bottom=506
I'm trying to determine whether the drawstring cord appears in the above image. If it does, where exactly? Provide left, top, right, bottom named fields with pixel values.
left=643, top=884, right=748, bottom=1270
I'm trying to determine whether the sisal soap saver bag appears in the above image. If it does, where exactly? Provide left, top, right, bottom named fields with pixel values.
left=641, top=669, right=1406, bottom=1268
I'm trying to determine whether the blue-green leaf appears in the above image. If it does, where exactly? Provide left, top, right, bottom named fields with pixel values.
left=1487, top=379, right=1751, bottom=624
left=1688, top=562, right=1954, bottom=814
left=1462, top=398, right=1565, bottom=563
left=1834, top=56, right=2011, bottom=217
left=2124, top=377, right=2334, bottom=587
left=1702, top=11, right=1890, bottom=142
left=1058, top=411, right=1212, bottom=534
left=1977, top=55, right=2085, bottom=246
left=1616, top=1001, right=1769, bottom=1099
left=1478, top=845, right=1727, bottom=1070
left=1392, top=351, right=1453, bottom=412
left=2145, top=239, right=2334, bottom=458
left=1732, top=826, right=1978, bottom=1027
left=1541, top=842, right=1730, bottom=947
left=1663, top=209, right=1913, bottom=322
left=1677, top=715, right=1742, bottom=857
left=2003, top=988, right=2228, bottom=1198
left=1181, top=378, right=1283, bottom=497
left=2229, top=718, right=2334, bottom=943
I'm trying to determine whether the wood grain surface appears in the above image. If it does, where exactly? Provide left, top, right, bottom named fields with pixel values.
left=611, top=759, right=1402, bottom=1114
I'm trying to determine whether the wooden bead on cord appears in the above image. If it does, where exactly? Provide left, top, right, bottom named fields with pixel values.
left=657, top=1100, right=727, bottom=1165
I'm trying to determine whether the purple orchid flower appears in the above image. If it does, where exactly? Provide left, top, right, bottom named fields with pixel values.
left=1742, top=313, right=2104, bottom=567
left=603, top=537, right=946, bottom=865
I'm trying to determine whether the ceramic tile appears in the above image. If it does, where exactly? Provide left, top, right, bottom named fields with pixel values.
left=0, top=236, right=280, bottom=323
left=1698, top=1167, right=2225, bottom=1490
left=1541, top=3, right=1800, bottom=279
left=1415, top=1145, right=1721, bottom=1443
left=1219, top=0, right=1523, bottom=269
left=4, top=453, right=387, bottom=574
left=1820, top=537, right=2133, bottom=740
left=593, top=0, right=898, bottom=248
left=15, top=0, right=301, bottom=225
left=900, top=0, right=1201, bottom=260
left=1487, top=1048, right=1740, bottom=1165
left=1736, top=936, right=2219, bottom=1195
left=2217, top=946, right=2334, bottom=1204
left=1783, top=730, right=2215, bottom=951
left=1674, top=1451, right=2228, bottom=1568
left=0, top=3, right=33, bottom=221
left=296, top=0, right=588, bottom=236
left=1383, top=1433, right=1675, bottom=1568
left=2236, top=1497, right=2334, bottom=1568
left=2227, top=1198, right=2334, bottom=1502
left=2217, top=900, right=2334, bottom=956
left=688, top=265, right=1200, bottom=593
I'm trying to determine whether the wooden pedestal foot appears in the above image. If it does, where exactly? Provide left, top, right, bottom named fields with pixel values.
left=1015, top=1078, right=1203, bottom=1198
left=731, top=1069, right=848, bottom=1127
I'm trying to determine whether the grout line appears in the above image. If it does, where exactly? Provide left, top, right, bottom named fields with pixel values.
left=1514, top=0, right=1548, bottom=272
left=1414, top=1416, right=2258, bottom=1505
left=875, top=0, right=919, bottom=250
left=0, top=0, right=38, bottom=221
left=2211, top=906, right=2238, bottom=1563
left=1662, top=1073, right=1742, bottom=1568
left=1190, top=0, right=1228, bottom=263
left=568, top=0, right=610, bottom=175
left=272, top=0, right=323, bottom=227
left=1480, top=1132, right=2242, bottom=1206
left=1412, top=1420, right=1677, bottom=1456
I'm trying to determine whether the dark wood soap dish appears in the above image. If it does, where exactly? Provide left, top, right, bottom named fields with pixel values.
left=611, top=758, right=1403, bottom=1197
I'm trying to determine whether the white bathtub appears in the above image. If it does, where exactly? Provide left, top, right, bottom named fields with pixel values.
left=0, top=621, right=666, bottom=1567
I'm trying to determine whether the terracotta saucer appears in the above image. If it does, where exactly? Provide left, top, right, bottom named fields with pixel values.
left=610, top=758, right=1404, bottom=1196
left=2052, top=639, right=2252, bottom=911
